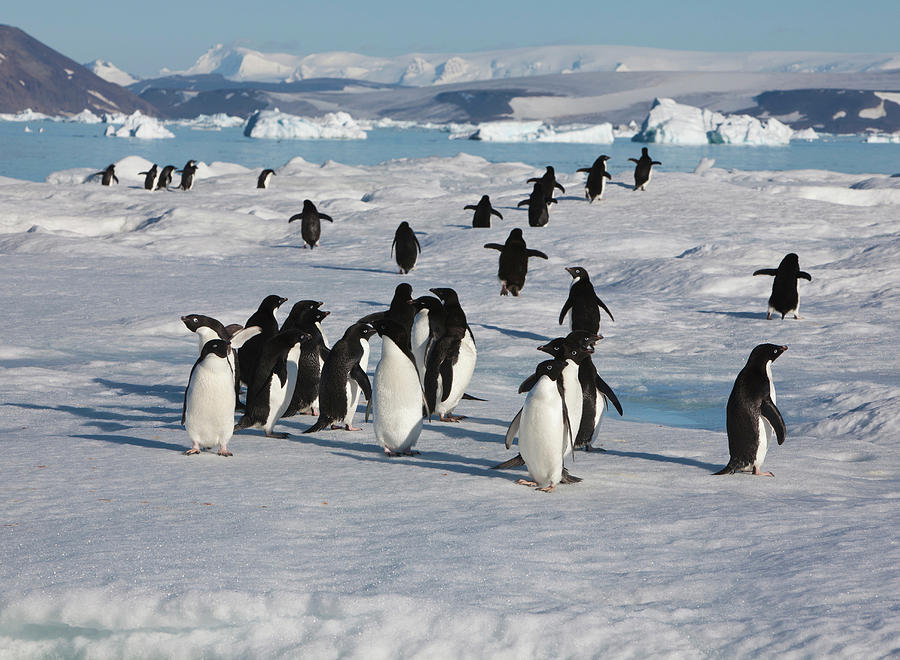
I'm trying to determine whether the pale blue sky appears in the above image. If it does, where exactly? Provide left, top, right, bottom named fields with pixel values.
left=6, top=0, right=899, bottom=78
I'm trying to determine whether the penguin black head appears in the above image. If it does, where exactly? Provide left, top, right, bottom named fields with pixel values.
left=641, top=147, right=649, bottom=156
left=370, top=317, right=408, bottom=343
left=779, top=253, right=801, bottom=270
left=397, top=221, right=410, bottom=229
left=260, top=294, right=288, bottom=311
left=508, top=228, right=524, bottom=241
left=200, top=339, right=230, bottom=360
left=480, top=194, right=490, bottom=203
left=392, top=283, right=413, bottom=302
left=566, top=266, right=590, bottom=281
left=429, top=287, right=459, bottom=305
left=565, top=331, right=602, bottom=352
left=747, top=343, right=788, bottom=367
left=409, top=295, right=442, bottom=313
left=313, top=309, right=330, bottom=324
left=537, top=337, right=592, bottom=363
left=546, top=166, right=555, bottom=175
left=302, top=199, right=316, bottom=211
left=181, top=314, right=218, bottom=333
left=533, top=359, right=568, bottom=384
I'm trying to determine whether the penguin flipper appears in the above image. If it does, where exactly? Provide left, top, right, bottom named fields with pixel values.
left=559, top=380, right=574, bottom=455
left=651, top=160, right=662, bottom=166
left=504, top=408, right=523, bottom=449
left=413, top=234, right=422, bottom=254
left=390, top=237, right=396, bottom=257
left=798, top=271, right=812, bottom=281
left=558, top=296, right=573, bottom=326
left=461, top=392, right=486, bottom=401
left=288, top=213, right=303, bottom=223
left=596, top=296, right=615, bottom=322
left=517, top=199, right=529, bottom=207
left=439, top=358, right=454, bottom=403
left=483, top=243, right=504, bottom=251
left=229, top=325, right=262, bottom=350
left=576, top=168, right=591, bottom=173
left=753, top=268, right=778, bottom=277
left=761, top=399, right=786, bottom=445
left=463, top=205, right=477, bottom=211
left=518, top=373, right=541, bottom=393
left=351, top=363, right=372, bottom=401
left=319, top=213, right=334, bottom=223
left=628, top=158, right=639, bottom=164
left=526, top=177, right=540, bottom=184
left=560, top=467, right=582, bottom=484
left=526, top=249, right=549, bottom=260
left=554, top=182, right=566, bottom=193
left=492, top=453, right=525, bottom=469
left=595, top=375, right=624, bottom=416
left=491, top=209, right=503, bottom=220
left=604, top=171, right=612, bottom=180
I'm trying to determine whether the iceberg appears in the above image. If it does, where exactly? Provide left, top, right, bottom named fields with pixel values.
left=243, top=110, right=367, bottom=140
left=105, top=111, right=174, bottom=139
left=634, top=98, right=793, bottom=146
left=65, top=109, right=103, bottom=124
left=460, top=120, right=613, bottom=143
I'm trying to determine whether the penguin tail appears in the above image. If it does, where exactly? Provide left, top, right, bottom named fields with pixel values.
left=303, top=416, right=332, bottom=434
left=234, top=415, right=253, bottom=431
left=560, top=468, right=582, bottom=484
left=713, top=461, right=737, bottom=475
left=461, top=392, right=486, bottom=401
left=491, top=453, right=525, bottom=470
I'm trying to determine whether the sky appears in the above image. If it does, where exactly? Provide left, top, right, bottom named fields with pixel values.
left=5, top=0, right=900, bottom=78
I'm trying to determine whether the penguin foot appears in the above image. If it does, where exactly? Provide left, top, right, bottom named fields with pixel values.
left=500, top=286, right=508, bottom=296
left=217, top=448, right=233, bottom=457
left=538, top=484, right=556, bottom=493
left=766, top=313, right=773, bottom=320
left=438, top=414, right=466, bottom=423
left=332, top=424, right=362, bottom=431
left=516, top=479, right=538, bottom=487
left=752, top=466, right=775, bottom=477
left=385, top=449, right=421, bottom=457
left=266, top=431, right=289, bottom=439
left=184, top=447, right=201, bottom=455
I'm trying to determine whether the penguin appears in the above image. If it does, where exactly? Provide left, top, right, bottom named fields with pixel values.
left=715, top=344, right=788, bottom=477
left=289, top=199, right=333, bottom=249
left=304, top=322, right=376, bottom=432
left=574, top=337, right=624, bottom=452
left=753, top=253, right=812, bottom=320
left=483, top=228, right=548, bottom=296
left=424, top=287, right=477, bottom=422
left=237, top=294, right=288, bottom=397
left=628, top=147, right=661, bottom=191
left=371, top=318, right=427, bottom=456
left=576, top=155, right=612, bottom=202
left=359, top=283, right=417, bottom=340
left=504, top=359, right=580, bottom=492
left=464, top=195, right=503, bottom=228
left=176, top=160, right=198, bottom=191
left=92, top=164, right=118, bottom=186
left=559, top=266, right=614, bottom=335
left=527, top=165, right=566, bottom=202
left=409, top=295, right=446, bottom=386
left=180, top=314, right=260, bottom=402
left=234, top=328, right=310, bottom=439
left=517, top=182, right=556, bottom=227
left=280, top=302, right=331, bottom=417
left=182, top=339, right=237, bottom=456
left=156, top=165, right=176, bottom=190
left=392, top=221, right=421, bottom=274
left=138, top=164, right=159, bottom=191
left=257, top=168, right=276, bottom=189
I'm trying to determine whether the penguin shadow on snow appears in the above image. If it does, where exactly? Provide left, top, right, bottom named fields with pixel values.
left=306, top=263, right=398, bottom=275
left=474, top=322, right=549, bottom=342
left=331, top=448, right=509, bottom=480
left=601, top=449, right=721, bottom=472
left=5, top=401, right=179, bottom=432
left=73, top=432, right=186, bottom=453
left=697, top=310, right=768, bottom=320
left=95, top=378, right=185, bottom=404
left=609, top=181, right=636, bottom=191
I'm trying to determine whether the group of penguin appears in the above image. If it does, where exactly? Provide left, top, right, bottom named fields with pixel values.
left=168, top=146, right=813, bottom=489
left=91, top=161, right=199, bottom=191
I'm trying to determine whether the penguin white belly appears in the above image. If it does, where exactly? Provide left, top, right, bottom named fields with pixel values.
left=518, top=379, right=565, bottom=488
left=561, top=363, right=581, bottom=456
left=373, top=340, right=423, bottom=453
left=266, top=346, right=301, bottom=432
left=434, top=331, right=477, bottom=416
left=410, top=313, right=430, bottom=384
left=755, top=416, right=771, bottom=470
left=587, top=391, right=607, bottom=446
left=343, top=339, right=370, bottom=427
left=185, top=359, right=235, bottom=449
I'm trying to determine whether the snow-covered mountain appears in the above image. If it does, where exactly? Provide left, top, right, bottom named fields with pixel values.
left=170, top=43, right=900, bottom=86
left=83, top=59, right=138, bottom=87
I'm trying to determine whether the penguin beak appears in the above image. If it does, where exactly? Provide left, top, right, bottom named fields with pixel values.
left=565, top=267, right=577, bottom=277
left=278, top=297, right=288, bottom=306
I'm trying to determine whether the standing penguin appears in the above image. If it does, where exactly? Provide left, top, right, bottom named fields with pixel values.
left=628, top=147, right=661, bottom=191
left=156, top=165, right=176, bottom=190
left=409, top=295, right=446, bottom=385
left=517, top=182, right=557, bottom=227
left=574, top=337, right=624, bottom=452
left=483, top=228, right=549, bottom=296
left=371, top=318, right=427, bottom=456
left=464, top=195, right=503, bottom=228
left=753, top=253, right=812, bottom=320
left=176, top=160, right=198, bottom=191
left=289, top=199, right=334, bottom=249
left=138, top=164, right=159, bottom=191
left=392, top=221, right=421, bottom=274
left=559, top=266, right=614, bottom=335
left=527, top=166, right=566, bottom=202
left=183, top=339, right=238, bottom=456
left=281, top=302, right=331, bottom=418
left=424, top=287, right=477, bottom=422
left=234, top=328, right=309, bottom=439
left=504, top=359, right=580, bottom=492
left=237, top=294, right=288, bottom=397
left=304, top=322, right=376, bottom=432
left=181, top=313, right=259, bottom=402
left=257, top=168, right=276, bottom=189
left=359, top=283, right=417, bottom=340
left=92, top=164, right=118, bottom=186
left=715, top=344, right=788, bottom=477
left=576, top=155, right=612, bottom=202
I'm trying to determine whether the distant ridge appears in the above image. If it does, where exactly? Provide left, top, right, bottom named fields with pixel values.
left=0, top=25, right=158, bottom=117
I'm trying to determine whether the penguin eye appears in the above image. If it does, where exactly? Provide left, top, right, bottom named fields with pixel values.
left=545, top=365, right=551, bottom=370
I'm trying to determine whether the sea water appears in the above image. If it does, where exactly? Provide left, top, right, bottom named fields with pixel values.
left=1, top=120, right=899, bottom=183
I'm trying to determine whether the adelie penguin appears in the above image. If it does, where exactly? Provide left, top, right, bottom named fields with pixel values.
left=483, top=228, right=548, bottom=296
left=304, top=322, right=376, bottom=432
left=573, top=335, right=623, bottom=452
left=289, top=200, right=333, bottom=249
left=409, top=295, right=445, bottom=386
left=182, top=330, right=261, bottom=457
left=527, top=165, right=566, bottom=203
left=92, top=164, right=118, bottom=186
left=181, top=313, right=258, bottom=403
left=138, top=164, right=159, bottom=191
left=629, top=147, right=661, bottom=191
left=234, top=328, right=310, bottom=439
left=237, top=294, right=288, bottom=398
left=371, top=318, right=427, bottom=456
left=392, top=221, right=421, bottom=274
left=503, top=359, right=581, bottom=493
left=753, top=253, right=812, bottom=320
left=559, top=266, right=614, bottom=335
left=280, top=301, right=331, bottom=418
left=576, top=155, right=612, bottom=202
left=156, top=165, right=176, bottom=190
left=424, top=287, right=477, bottom=422
left=518, top=182, right=557, bottom=227
left=715, top=344, right=788, bottom=477
left=257, top=168, right=276, bottom=189
left=464, top=195, right=503, bottom=228
left=359, top=283, right=417, bottom=340
left=176, top=160, right=198, bottom=191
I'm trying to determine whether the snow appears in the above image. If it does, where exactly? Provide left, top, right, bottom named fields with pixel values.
left=635, top=98, right=794, bottom=146
left=104, top=111, right=174, bottom=139
left=459, top=121, right=614, bottom=143
left=0, top=152, right=898, bottom=657
left=865, top=132, right=900, bottom=143
left=83, top=59, right=138, bottom=87
left=243, top=109, right=367, bottom=140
